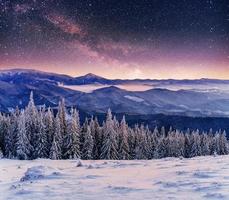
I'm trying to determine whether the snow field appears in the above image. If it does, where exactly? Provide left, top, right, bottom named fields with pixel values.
left=1, top=155, right=229, bottom=200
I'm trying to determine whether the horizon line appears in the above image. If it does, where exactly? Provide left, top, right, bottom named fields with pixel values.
left=0, top=67, right=229, bottom=81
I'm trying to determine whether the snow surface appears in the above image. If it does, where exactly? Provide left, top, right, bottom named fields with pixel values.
left=1, top=156, right=229, bottom=200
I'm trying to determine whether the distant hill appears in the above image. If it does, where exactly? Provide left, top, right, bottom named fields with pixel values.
left=0, top=68, right=229, bottom=118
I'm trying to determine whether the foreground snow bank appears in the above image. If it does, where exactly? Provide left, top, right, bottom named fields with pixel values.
left=20, top=166, right=62, bottom=182
left=1, top=156, right=229, bottom=200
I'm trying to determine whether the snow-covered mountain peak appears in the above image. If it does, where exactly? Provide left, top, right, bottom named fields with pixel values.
left=79, top=73, right=106, bottom=80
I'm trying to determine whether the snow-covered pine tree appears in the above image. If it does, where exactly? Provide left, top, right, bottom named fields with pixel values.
left=113, top=116, right=120, bottom=135
left=9, top=111, right=20, bottom=158
left=176, top=130, right=185, bottom=157
left=118, top=116, right=130, bottom=160
left=100, top=109, right=118, bottom=160
left=15, top=111, right=32, bottom=160
left=64, top=108, right=81, bottom=159
left=155, top=135, right=167, bottom=159
left=0, top=113, right=4, bottom=155
left=90, top=117, right=102, bottom=159
left=35, top=108, right=48, bottom=158
left=57, top=98, right=67, bottom=155
left=133, top=125, right=142, bottom=159
left=80, top=117, right=88, bottom=152
left=167, top=129, right=184, bottom=157
left=44, top=107, right=55, bottom=153
left=90, top=117, right=95, bottom=143
left=25, top=91, right=38, bottom=158
left=0, top=146, right=3, bottom=158
left=3, top=116, right=12, bottom=158
left=160, top=127, right=166, bottom=137
left=212, top=131, right=221, bottom=155
left=145, top=125, right=152, bottom=159
left=135, top=125, right=150, bottom=159
left=154, top=126, right=167, bottom=158
left=219, top=131, right=229, bottom=155
left=128, top=127, right=137, bottom=159
left=208, top=128, right=215, bottom=155
left=167, top=130, right=175, bottom=157
left=151, top=127, right=159, bottom=158
left=190, top=130, right=201, bottom=157
left=82, top=125, right=94, bottom=159
left=50, top=116, right=62, bottom=160
left=200, top=132, right=210, bottom=156
left=184, top=129, right=191, bottom=158
left=0, top=113, right=8, bottom=156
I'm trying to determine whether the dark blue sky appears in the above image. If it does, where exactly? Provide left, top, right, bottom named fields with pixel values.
left=0, top=0, right=228, bottom=79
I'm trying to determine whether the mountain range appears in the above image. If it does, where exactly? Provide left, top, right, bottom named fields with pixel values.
left=0, top=68, right=229, bottom=118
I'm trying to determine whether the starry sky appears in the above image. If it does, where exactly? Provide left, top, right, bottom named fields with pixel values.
left=0, top=0, right=228, bottom=79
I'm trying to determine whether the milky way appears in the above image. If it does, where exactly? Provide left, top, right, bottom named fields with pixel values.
left=0, top=0, right=228, bottom=79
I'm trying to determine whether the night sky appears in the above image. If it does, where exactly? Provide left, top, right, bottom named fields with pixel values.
left=0, top=0, right=228, bottom=79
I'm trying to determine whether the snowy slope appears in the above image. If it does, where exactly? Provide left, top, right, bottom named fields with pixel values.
left=1, top=156, right=229, bottom=200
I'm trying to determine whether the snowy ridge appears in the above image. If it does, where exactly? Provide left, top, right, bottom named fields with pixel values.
left=0, top=68, right=67, bottom=77
left=124, top=95, right=145, bottom=102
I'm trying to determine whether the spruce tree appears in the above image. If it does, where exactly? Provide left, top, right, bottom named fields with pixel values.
left=82, top=125, right=94, bottom=159
left=190, top=130, right=201, bottom=157
left=16, top=111, right=32, bottom=160
left=128, top=127, right=137, bottom=159
left=80, top=118, right=89, bottom=152
left=25, top=91, right=38, bottom=158
left=3, top=117, right=12, bottom=158
left=156, top=136, right=167, bottom=158
left=200, top=132, right=210, bottom=156
left=35, top=109, right=48, bottom=158
left=64, top=108, right=81, bottom=159
left=0, top=113, right=9, bottom=156
left=184, top=129, right=191, bottom=158
left=151, top=127, right=159, bottom=158
left=212, top=131, right=221, bottom=155
left=44, top=107, right=55, bottom=153
left=176, top=130, right=185, bottom=157
left=219, top=131, right=229, bottom=155
left=57, top=98, right=67, bottom=155
left=90, top=117, right=102, bottom=159
left=100, top=109, right=118, bottom=160
left=135, top=129, right=148, bottom=159
left=0, top=113, right=4, bottom=153
left=118, top=116, right=130, bottom=160
left=50, top=117, right=62, bottom=160
left=9, top=111, right=20, bottom=157
left=0, top=146, right=3, bottom=158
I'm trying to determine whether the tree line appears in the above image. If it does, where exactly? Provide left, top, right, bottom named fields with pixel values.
left=0, top=92, right=228, bottom=160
